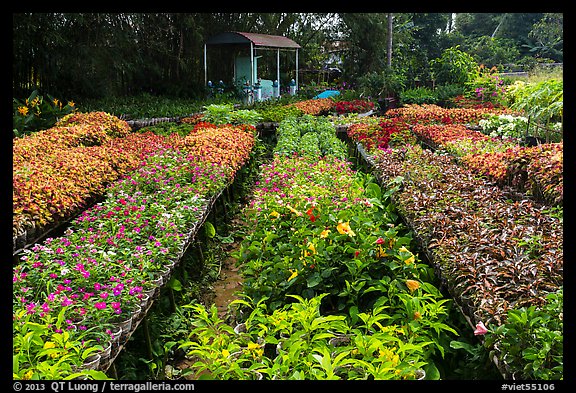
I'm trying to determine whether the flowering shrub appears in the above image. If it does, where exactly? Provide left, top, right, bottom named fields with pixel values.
left=465, top=65, right=507, bottom=106
left=479, top=114, right=532, bottom=139
left=13, top=90, right=77, bottom=137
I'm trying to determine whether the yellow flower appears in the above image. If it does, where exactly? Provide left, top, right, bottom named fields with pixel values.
left=247, top=342, right=260, bottom=351
left=52, top=98, right=60, bottom=107
left=320, top=229, right=331, bottom=238
left=287, top=205, right=303, bottom=216
left=399, top=246, right=409, bottom=253
left=247, top=342, right=263, bottom=358
left=288, top=269, right=298, bottom=281
left=406, top=279, right=420, bottom=293
left=307, top=242, right=316, bottom=255
left=68, top=100, right=75, bottom=107
left=23, top=370, right=34, bottom=380
left=337, top=221, right=356, bottom=237
left=404, top=255, right=415, bottom=265
left=44, top=341, right=56, bottom=349
left=17, top=106, right=29, bottom=116
left=269, top=211, right=280, bottom=219
left=376, top=245, right=388, bottom=258
left=222, top=349, right=230, bottom=357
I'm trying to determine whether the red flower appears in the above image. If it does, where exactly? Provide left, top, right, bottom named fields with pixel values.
left=306, top=207, right=318, bottom=222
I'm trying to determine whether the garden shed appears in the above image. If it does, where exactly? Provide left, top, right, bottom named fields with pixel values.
left=204, top=31, right=301, bottom=98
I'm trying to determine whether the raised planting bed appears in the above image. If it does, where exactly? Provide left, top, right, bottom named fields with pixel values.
left=13, top=122, right=257, bottom=380
left=350, top=136, right=562, bottom=380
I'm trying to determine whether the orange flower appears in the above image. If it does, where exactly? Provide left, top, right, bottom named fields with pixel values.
left=406, top=279, right=420, bottom=293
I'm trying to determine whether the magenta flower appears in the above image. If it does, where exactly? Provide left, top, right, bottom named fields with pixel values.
left=474, top=321, right=488, bottom=335
left=94, top=302, right=107, bottom=310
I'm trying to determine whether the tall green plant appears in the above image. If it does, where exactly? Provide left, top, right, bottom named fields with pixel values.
left=430, top=46, right=477, bottom=86
left=506, top=79, right=563, bottom=132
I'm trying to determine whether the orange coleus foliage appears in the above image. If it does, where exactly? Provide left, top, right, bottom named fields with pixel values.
left=14, top=120, right=256, bottom=240
left=412, top=123, right=489, bottom=149
left=13, top=130, right=177, bottom=236
left=56, top=111, right=132, bottom=138
left=288, top=98, right=335, bottom=116
left=462, top=142, right=563, bottom=205
left=387, top=104, right=512, bottom=125
left=175, top=123, right=256, bottom=175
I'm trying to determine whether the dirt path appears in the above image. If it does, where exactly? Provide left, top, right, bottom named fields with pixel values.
left=211, top=252, right=243, bottom=319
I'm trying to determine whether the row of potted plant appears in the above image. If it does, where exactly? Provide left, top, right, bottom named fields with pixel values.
left=176, top=115, right=466, bottom=380
left=409, top=122, right=563, bottom=206
left=13, top=123, right=257, bottom=380
left=13, top=114, right=257, bottom=253
left=347, top=110, right=563, bottom=379
left=13, top=112, right=158, bottom=249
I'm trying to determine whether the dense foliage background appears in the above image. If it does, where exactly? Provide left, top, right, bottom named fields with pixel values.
left=13, top=13, right=563, bottom=101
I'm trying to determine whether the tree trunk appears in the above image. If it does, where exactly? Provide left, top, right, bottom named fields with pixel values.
left=387, top=13, right=393, bottom=68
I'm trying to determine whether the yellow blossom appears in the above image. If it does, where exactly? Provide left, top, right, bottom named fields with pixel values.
left=44, top=342, right=56, bottom=349
left=68, top=100, right=75, bottom=107
left=406, top=279, right=420, bottom=293
left=287, top=205, right=303, bottom=216
left=337, top=221, right=356, bottom=237
left=376, top=245, right=388, bottom=258
left=17, top=106, right=29, bottom=116
left=288, top=269, right=298, bottom=281
left=23, top=370, right=34, bottom=380
left=247, top=342, right=263, bottom=358
left=399, top=246, right=409, bottom=253
left=404, top=254, right=415, bottom=264
left=222, top=349, right=230, bottom=357
left=247, top=342, right=260, bottom=351
left=307, top=242, right=316, bottom=255
left=320, top=229, right=331, bottom=238
left=269, top=211, right=280, bottom=219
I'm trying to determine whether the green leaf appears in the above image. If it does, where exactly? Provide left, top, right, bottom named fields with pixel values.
left=306, top=273, right=322, bottom=288
left=167, top=278, right=182, bottom=291
left=423, top=362, right=441, bottom=380
left=204, top=221, right=216, bottom=238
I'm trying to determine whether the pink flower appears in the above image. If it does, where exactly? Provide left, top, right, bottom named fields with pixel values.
left=474, top=321, right=488, bottom=335
left=94, top=302, right=107, bottom=310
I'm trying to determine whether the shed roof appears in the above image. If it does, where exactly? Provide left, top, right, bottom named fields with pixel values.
left=205, top=31, right=301, bottom=49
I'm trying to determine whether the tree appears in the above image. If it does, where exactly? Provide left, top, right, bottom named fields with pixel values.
left=525, top=13, right=563, bottom=61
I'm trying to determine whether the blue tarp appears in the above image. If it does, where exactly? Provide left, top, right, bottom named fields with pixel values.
left=314, top=90, right=340, bottom=99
